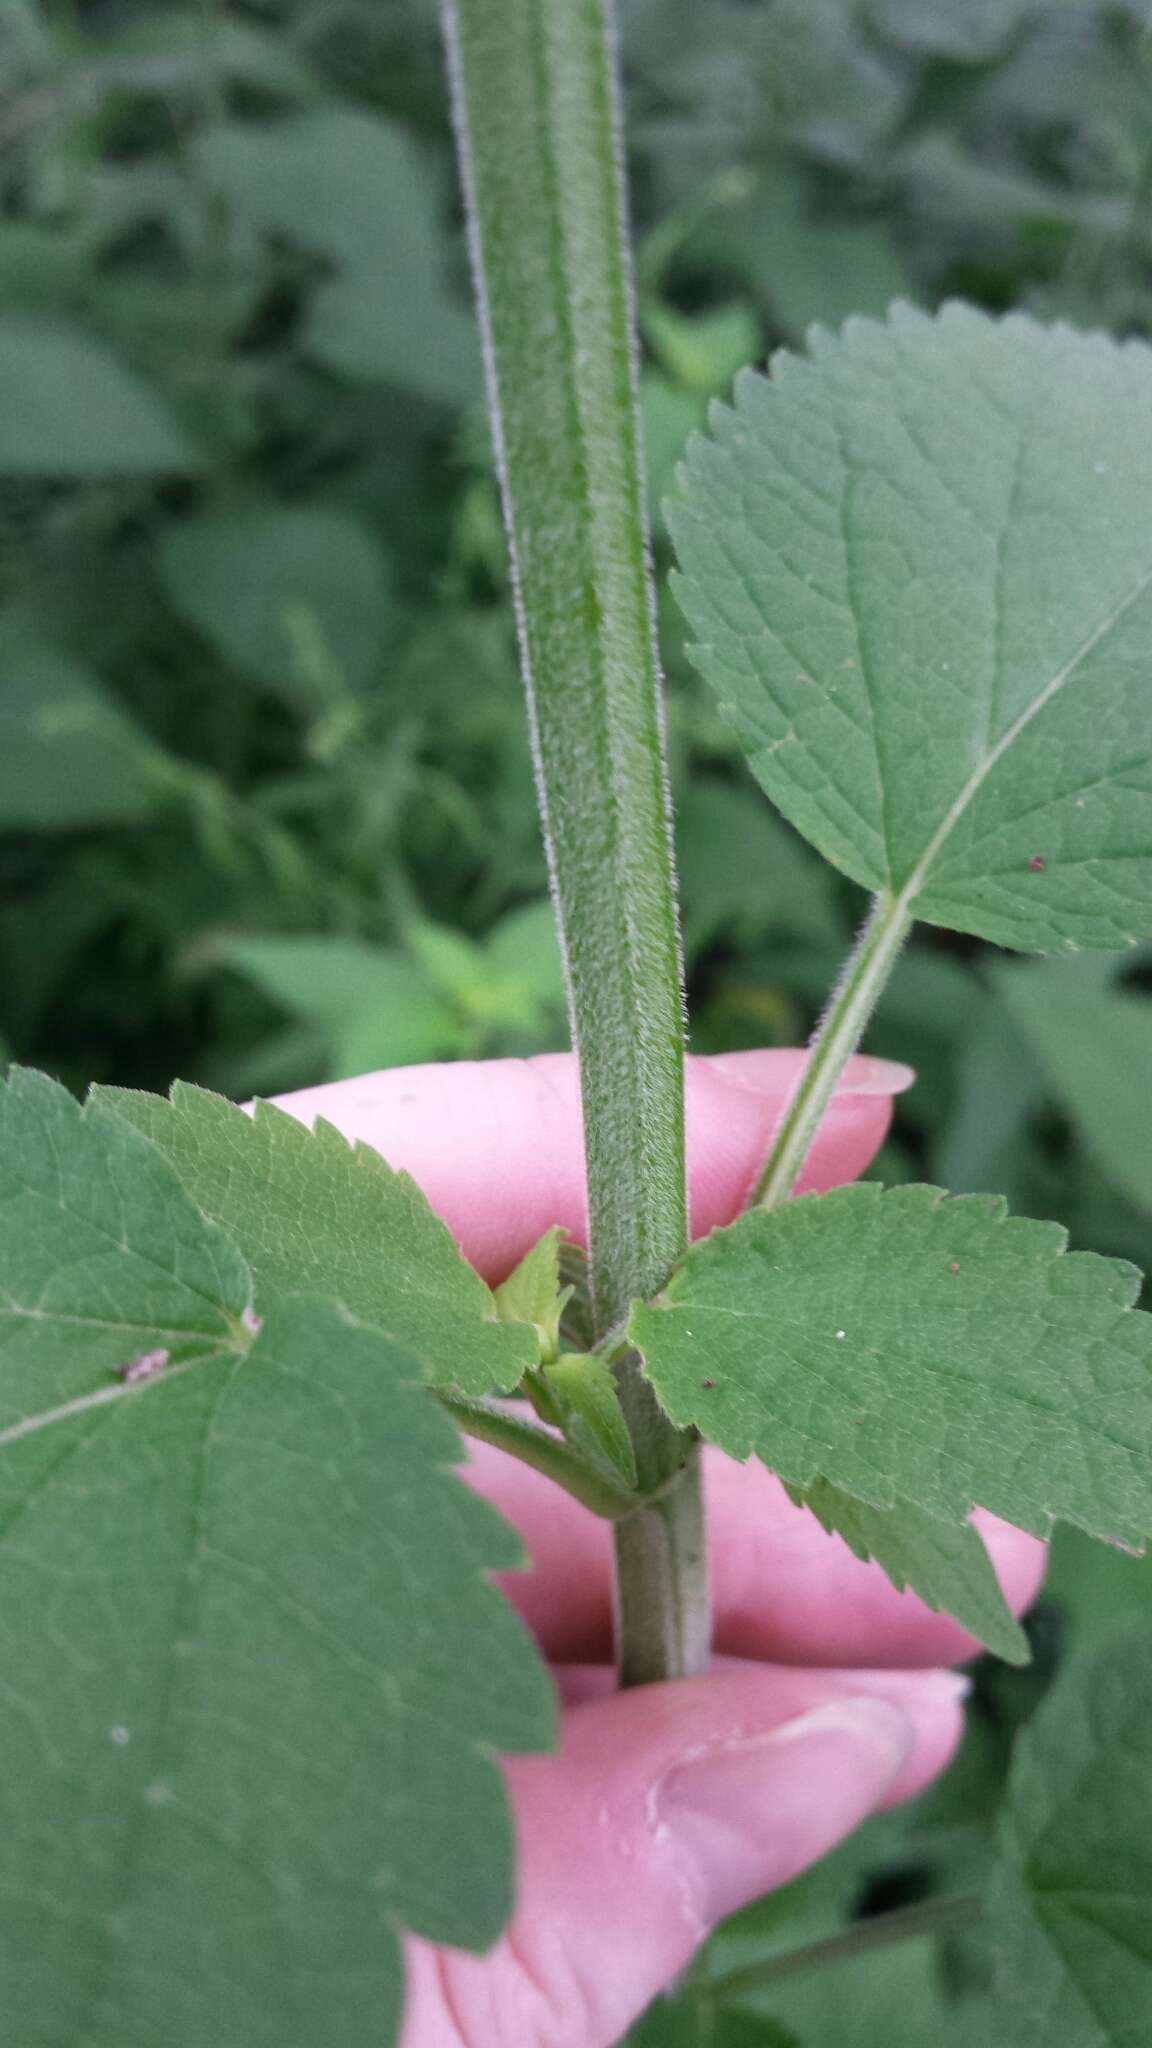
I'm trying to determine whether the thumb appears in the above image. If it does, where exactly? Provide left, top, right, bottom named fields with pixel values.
left=400, top=1664, right=965, bottom=2048
left=267, top=1047, right=912, bottom=1283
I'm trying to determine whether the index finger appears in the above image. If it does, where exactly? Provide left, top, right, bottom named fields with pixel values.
left=267, top=1047, right=910, bottom=1281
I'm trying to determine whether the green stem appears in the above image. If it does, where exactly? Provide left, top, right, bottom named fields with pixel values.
left=437, top=1393, right=640, bottom=1521
left=701, top=1893, right=981, bottom=2004
left=752, top=889, right=913, bottom=1210
left=613, top=1437, right=709, bottom=1686
left=444, top=0, right=708, bottom=1684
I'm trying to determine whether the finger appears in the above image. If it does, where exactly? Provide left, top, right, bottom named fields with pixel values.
left=463, top=1439, right=1046, bottom=1669
left=400, top=1663, right=966, bottom=2048
left=266, top=1048, right=911, bottom=1281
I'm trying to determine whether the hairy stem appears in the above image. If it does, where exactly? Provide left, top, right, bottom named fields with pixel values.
left=753, top=889, right=913, bottom=1210
left=701, top=1893, right=981, bottom=2003
left=443, top=0, right=707, bottom=1682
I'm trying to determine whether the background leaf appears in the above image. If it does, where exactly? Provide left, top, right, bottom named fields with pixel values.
left=211, top=934, right=460, bottom=1077
left=0, top=319, right=199, bottom=474
left=672, top=305, right=1152, bottom=951
left=990, top=1621, right=1152, bottom=2045
left=194, top=108, right=478, bottom=402
left=158, top=505, right=399, bottom=702
left=0, top=637, right=172, bottom=829
left=995, top=954, right=1152, bottom=1220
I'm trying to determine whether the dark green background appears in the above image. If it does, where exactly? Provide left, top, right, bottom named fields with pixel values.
left=4, top=2, right=1152, bottom=2039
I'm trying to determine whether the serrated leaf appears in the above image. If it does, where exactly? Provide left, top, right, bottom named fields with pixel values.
left=158, top=504, right=398, bottom=701
left=0, top=1298, right=553, bottom=2048
left=989, top=1622, right=1152, bottom=2046
left=630, top=1182, right=1152, bottom=1548
left=0, top=319, right=200, bottom=475
left=0, top=1068, right=251, bottom=1430
left=796, top=1481, right=1028, bottom=1665
left=98, top=1083, right=538, bottom=1395
left=672, top=305, right=1152, bottom=952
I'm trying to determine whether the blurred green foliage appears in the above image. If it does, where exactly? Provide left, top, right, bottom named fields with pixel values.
left=4, top=2, right=1152, bottom=2035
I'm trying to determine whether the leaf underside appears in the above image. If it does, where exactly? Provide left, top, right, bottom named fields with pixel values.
left=631, top=1182, right=1152, bottom=1549
left=99, top=1082, right=537, bottom=1395
left=671, top=303, right=1152, bottom=952
left=0, top=1070, right=554, bottom=2043
left=990, top=1622, right=1152, bottom=2045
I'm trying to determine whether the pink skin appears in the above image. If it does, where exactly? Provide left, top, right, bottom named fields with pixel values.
left=268, top=1049, right=1045, bottom=2048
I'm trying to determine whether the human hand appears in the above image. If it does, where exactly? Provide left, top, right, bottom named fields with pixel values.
left=270, top=1050, right=1044, bottom=2048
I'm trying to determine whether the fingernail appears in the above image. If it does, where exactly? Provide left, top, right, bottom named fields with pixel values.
left=840, top=1668, right=972, bottom=1707
left=834, top=1056, right=916, bottom=1097
left=654, top=1698, right=914, bottom=1927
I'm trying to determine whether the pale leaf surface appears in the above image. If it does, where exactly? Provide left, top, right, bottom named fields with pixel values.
left=672, top=304, right=1152, bottom=950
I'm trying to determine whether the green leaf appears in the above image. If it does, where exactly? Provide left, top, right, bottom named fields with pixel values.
left=195, top=109, right=477, bottom=404
left=479, top=901, right=566, bottom=1026
left=643, top=371, right=704, bottom=525
left=671, top=305, right=1152, bottom=952
left=494, top=1225, right=569, bottom=1360
left=100, top=9, right=319, bottom=99
left=795, top=1482, right=1028, bottom=1665
left=212, top=934, right=461, bottom=1076
left=0, top=1068, right=251, bottom=1418
left=739, top=1938, right=966, bottom=2048
left=630, top=1995, right=799, bottom=2047
left=1045, top=1524, right=1152, bottom=1663
left=675, top=776, right=842, bottom=959
left=0, top=1297, right=553, bottom=2047
left=543, top=1350, right=638, bottom=1489
left=631, top=1181, right=1152, bottom=1548
left=98, top=1082, right=538, bottom=1395
left=990, top=1622, right=1152, bottom=2045
left=0, top=318, right=200, bottom=475
left=705, top=169, right=915, bottom=342
left=869, top=0, right=1031, bottom=61
left=0, top=638, right=171, bottom=828
left=158, top=505, right=398, bottom=701
left=995, top=956, right=1152, bottom=1219
left=643, top=301, right=761, bottom=396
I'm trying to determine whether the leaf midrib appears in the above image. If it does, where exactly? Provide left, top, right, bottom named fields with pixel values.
left=898, top=556, right=1152, bottom=906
